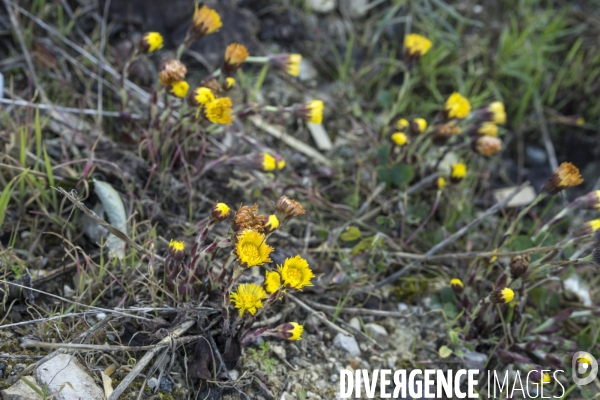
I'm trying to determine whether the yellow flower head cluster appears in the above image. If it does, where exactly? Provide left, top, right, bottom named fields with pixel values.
left=278, top=255, right=314, bottom=290
left=412, top=118, right=427, bottom=134
left=396, top=118, right=409, bottom=131
left=224, top=43, right=249, bottom=69
left=211, top=202, right=231, bottom=222
left=235, top=230, right=274, bottom=267
left=193, top=87, right=215, bottom=107
left=263, top=215, right=280, bottom=234
left=169, top=81, right=190, bottom=98
left=437, top=177, right=446, bottom=190
left=444, top=92, right=471, bottom=119
left=231, top=283, right=267, bottom=317
left=477, top=122, right=498, bottom=137
left=488, top=101, right=506, bottom=124
left=285, top=322, right=303, bottom=341
left=450, top=278, right=463, bottom=289
left=451, top=163, right=467, bottom=180
left=205, top=97, right=234, bottom=125
left=140, top=32, right=163, bottom=53
left=285, top=54, right=302, bottom=77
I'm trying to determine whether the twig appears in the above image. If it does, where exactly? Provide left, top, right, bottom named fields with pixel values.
left=0, top=98, right=143, bottom=119
left=54, top=187, right=166, bottom=263
left=108, top=320, right=196, bottom=400
left=287, top=294, right=353, bottom=337
left=302, top=298, right=412, bottom=318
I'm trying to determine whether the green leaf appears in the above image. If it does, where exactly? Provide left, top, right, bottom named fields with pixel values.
left=439, top=345, right=453, bottom=358
left=340, top=226, right=362, bottom=242
left=513, top=235, right=534, bottom=251
left=376, top=90, right=394, bottom=108
left=449, top=330, right=459, bottom=347
left=390, top=164, right=414, bottom=187
left=454, top=349, right=465, bottom=358
left=377, top=166, right=392, bottom=188
left=377, top=144, right=391, bottom=165
left=94, top=179, right=127, bottom=259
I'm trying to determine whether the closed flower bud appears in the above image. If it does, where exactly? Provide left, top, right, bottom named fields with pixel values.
left=391, top=132, right=409, bottom=146
left=276, top=322, right=304, bottom=341
left=211, top=202, right=231, bottom=222
left=270, top=53, right=302, bottom=77
left=451, top=163, right=467, bottom=183
left=404, top=33, right=432, bottom=64
left=490, top=287, right=515, bottom=304
left=189, top=4, right=222, bottom=41
left=542, top=162, right=584, bottom=195
left=475, top=101, right=506, bottom=125
left=436, top=177, right=446, bottom=190
left=168, top=239, right=185, bottom=261
left=473, top=135, right=502, bottom=157
left=139, top=32, right=163, bottom=53
left=573, top=219, right=600, bottom=237
left=510, top=255, right=530, bottom=279
left=410, top=118, right=427, bottom=134
left=263, top=215, right=280, bottom=234
left=396, top=118, right=409, bottom=131
left=158, top=59, right=187, bottom=86
left=295, top=100, right=324, bottom=124
left=223, top=77, right=236, bottom=91
left=475, top=122, right=499, bottom=137
left=574, top=190, right=600, bottom=210
left=222, top=43, right=249, bottom=76
left=444, top=92, right=471, bottom=120
left=256, top=153, right=285, bottom=172
left=276, top=196, right=305, bottom=223
left=168, top=81, right=190, bottom=98
left=450, top=278, right=464, bottom=294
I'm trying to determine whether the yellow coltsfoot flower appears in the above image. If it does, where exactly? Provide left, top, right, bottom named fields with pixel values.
left=436, top=177, right=446, bottom=190
left=395, top=118, right=409, bottom=131
left=278, top=322, right=303, bottom=341
left=230, top=283, right=267, bottom=317
left=574, top=219, right=600, bottom=237
left=190, top=5, right=222, bottom=40
left=410, top=118, right=427, bottom=135
left=476, top=122, right=499, bottom=137
left=574, top=190, right=600, bottom=210
left=404, top=33, right=432, bottom=62
left=210, top=202, right=231, bottom=222
left=139, top=32, right=163, bottom=53
left=168, top=81, right=190, bottom=98
left=490, top=287, right=515, bottom=304
left=168, top=239, right=185, bottom=260
left=391, top=132, right=409, bottom=146
left=205, top=97, right=234, bottom=125
left=223, top=77, right=236, bottom=91
left=450, top=278, right=463, bottom=294
left=542, top=162, right=584, bottom=195
left=444, top=92, right=471, bottom=119
left=278, top=255, right=314, bottom=290
left=235, top=230, right=273, bottom=267
left=451, top=162, right=467, bottom=183
left=270, top=53, right=302, bottom=77
left=296, top=100, right=324, bottom=124
left=190, top=87, right=215, bottom=107
left=264, top=270, right=281, bottom=294
left=263, top=215, right=280, bottom=234
left=222, top=43, right=249, bottom=76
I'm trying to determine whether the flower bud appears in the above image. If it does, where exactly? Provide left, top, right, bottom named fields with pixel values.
left=450, top=163, right=467, bottom=183
left=490, top=287, right=515, bottom=304
left=168, top=81, right=190, bottom=98
left=404, top=33, right=432, bottom=65
left=276, top=196, right=305, bottom=223
left=391, top=132, right=409, bottom=146
left=223, top=77, right=236, bottom=91
left=210, top=202, right=231, bottom=222
left=410, top=118, right=427, bottom=135
left=450, top=278, right=463, bottom=294
left=542, top=162, right=584, bottom=195
left=396, top=118, right=409, bottom=131
left=189, top=4, right=222, bottom=41
left=573, top=219, right=600, bottom=237
left=168, top=239, right=185, bottom=261
left=264, top=270, right=281, bottom=294
left=276, top=322, right=304, bottom=341
left=474, top=122, right=498, bottom=137
left=269, top=53, right=302, bottom=77
left=263, top=215, right=280, bottom=234
left=436, top=177, right=446, bottom=190
left=574, top=190, right=600, bottom=210
left=139, top=32, right=163, bottom=53
left=295, top=100, right=324, bottom=124
left=509, top=255, right=530, bottom=279
left=222, top=43, right=249, bottom=77
left=474, top=101, right=506, bottom=125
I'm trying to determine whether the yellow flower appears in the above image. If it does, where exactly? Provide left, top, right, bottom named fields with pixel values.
left=286, top=322, right=303, bottom=341
left=477, top=122, right=498, bottom=137
left=168, top=239, right=185, bottom=260
left=542, top=162, right=584, bottom=195
left=575, top=219, right=600, bottom=237
left=444, top=92, right=471, bottom=119
left=575, top=190, right=600, bottom=210
left=286, top=54, right=302, bottom=76
left=262, top=153, right=278, bottom=171
left=490, top=287, right=514, bottom=304
left=404, top=33, right=432, bottom=58
left=235, top=230, right=273, bottom=267
left=451, top=163, right=467, bottom=180
left=205, top=97, right=234, bottom=125
left=264, top=270, right=281, bottom=294
left=411, top=118, right=427, bottom=134
left=488, top=101, right=506, bottom=125
left=191, top=5, right=222, bottom=38
left=576, top=117, right=585, bottom=126
left=488, top=249, right=498, bottom=264
left=211, top=202, right=231, bottom=222
left=541, top=373, right=551, bottom=385
left=192, top=87, right=215, bottom=107
left=223, top=43, right=249, bottom=76
left=230, top=283, right=267, bottom=317
left=224, top=77, right=236, bottom=90
left=263, top=215, right=280, bottom=234
left=277, top=159, right=286, bottom=170
left=391, top=132, right=409, bottom=146
left=437, top=177, right=446, bottom=190
left=450, top=278, right=463, bottom=289
left=396, top=118, right=409, bottom=131
left=169, top=81, right=189, bottom=98
left=278, top=255, right=314, bottom=290
left=302, top=100, right=323, bottom=124
left=140, top=32, right=163, bottom=53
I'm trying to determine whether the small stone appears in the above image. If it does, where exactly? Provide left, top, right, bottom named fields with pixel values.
left=307, top=0, right=337, bottom=13
left=333, top=333, right=361, bottom=357
left=348, top=317, right=361, bottom=331
left=330, top=373, right=338, bottom=382
left=35, top=354, right=104, bottom=400
left=365, top=323, right=388, bottom=339
left=159, top=378, right=173, bottom=392
left=147, top=377, right=159, bottom=389
left=342, top=0, right=370, bottom=18
left=1, top=376, right=43, bottom=400
left=349, top=358, right=360, bottom=370
left=281, top=392, right=295, bottom=400
left=397, top=303, right=409, bottom=313
left=228, top=370, right=239, bottom=381
left=299, top=59, right=318, bottom=82
left=13, top=363, right=26, bottom=373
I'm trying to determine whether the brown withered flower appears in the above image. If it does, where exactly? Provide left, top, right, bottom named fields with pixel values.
left=159, top=59, right=187, bottom=86
left=222, top=43, right=249, bottom=76
left=510, top=254, right=530, bottom=279
left=233, top=204, right=266, bottom=233
left=542, top=162, right=584, bottom=195
left=473, top=135, right=502, bottom=157
left=276, top=196, right=306, bottom=223
left=432, top=122, right=461, bottom=145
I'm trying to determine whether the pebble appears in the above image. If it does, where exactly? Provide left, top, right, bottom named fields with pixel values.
left=1, top=376, right=43, bottom=400
left=348, top=317, right=361, bottom=331
left=307, top=0, right=337, bottom=13
left=35, top=354, right=104, bottom=400
left=365, top=323, right=388, bottom=339
left=333, top=333, right=361, bottom=357
left=228, top=369, right=239, bottom=381
left=13, top=363, right=26, bottom=373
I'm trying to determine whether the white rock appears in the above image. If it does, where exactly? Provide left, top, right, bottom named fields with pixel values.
left=348, top=317, right=361, bottom=331
left=1, top=377, right=43, bottom=400
left=229, top=369, right=239, bottom=381
left=307, top=0, right=337, bottom=13
left=35, top=354, right=104, bottom=400
left=299, top=59, right=318, bottom=82
left=397, top=303, right=409, bottom=312
left=365, top=323, right=388, bottom=339
left=333, top=333, right=361, bottom=357
left=343, top=0, right=370, bottom=18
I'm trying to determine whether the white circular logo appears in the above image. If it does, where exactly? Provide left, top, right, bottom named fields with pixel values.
left=572, top=351, right=598, bottom=385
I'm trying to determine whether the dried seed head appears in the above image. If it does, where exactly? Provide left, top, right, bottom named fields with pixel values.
left=233, top=204, right=266, bottom=233
left=510, top=254, right=530, bottom=279
left=542, top=162, right=584, bottom=195
left=276, top=196, right=306, bottom=223
left=473, top=135, right=502, bottom=157
left=432, top=121, right=461, bottom=145
left=159, top=59, right=187, bottom=86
